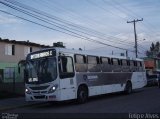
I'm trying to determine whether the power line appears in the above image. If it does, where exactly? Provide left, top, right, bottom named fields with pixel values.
left=111, top=0, right=158, bottom=33
left=87, top=0, right=149, bottom=54
left=1, top=0, right=137, bottom=47
left=0, top=9, right=134, bottom=53
left=86, top=0, right=127, bottom=20
left=0, top=0, right=138, bottom=52
left=0, top=0, right=136, bottom=48
left=34, top=0, right=137, bottom=46
left=102, top=0, right=157, bottom=41
left=35, top=0, right=136, bottom=47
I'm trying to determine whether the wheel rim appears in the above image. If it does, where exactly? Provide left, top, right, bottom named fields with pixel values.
left=80, top=91, right=87, bottom=102
left=128, top=86, right=132, bottom=93
left=127, top=83, right=132, bottom=93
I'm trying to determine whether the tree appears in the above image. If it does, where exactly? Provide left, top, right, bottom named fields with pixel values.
left=150, top=42, right=155, bottom=51
left=155, top=42, right=160, bottom=52
left=146, top=41, right=160, bottom=57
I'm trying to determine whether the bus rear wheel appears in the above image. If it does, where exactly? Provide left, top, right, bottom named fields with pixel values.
left=77, top=86, right=88, bottom=104
left=125, top=82, right=132, bottom=94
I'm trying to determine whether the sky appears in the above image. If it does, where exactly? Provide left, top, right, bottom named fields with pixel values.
left=0, top=0, right=160, bottom=58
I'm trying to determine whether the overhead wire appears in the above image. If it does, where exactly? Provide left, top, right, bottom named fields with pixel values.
left=0, top=0, right=138, bottom=49
left=18, top=0, right=137, bottom=46
left=0, top=3, right=134, bottom=52
left=0, top=0, right=136, bottom=47
left=103, top=0, right=158, bottom=42
left=95, top=0, right=151, bottom=54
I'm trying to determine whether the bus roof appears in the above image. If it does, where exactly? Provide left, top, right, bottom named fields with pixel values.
left=29, top=47, right=143, bottom=61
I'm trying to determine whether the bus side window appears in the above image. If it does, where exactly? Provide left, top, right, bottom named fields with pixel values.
left=134, top=61, right=137, bottom=67
left=59, top=56, right=75, bottom=79
left=74, top=54, right=87, bottom=72
left=138, top=61, right=142, bottom=67
left=127, top=60, right=130, bottom=66
left=122, top=60, right=127, bottom=66
left=138, top=61, right=143, bottom=71
left=134, top=61, right=138, bottom=71
left=112, top=58, right=120, bottom=72
left=101, top=57, right=111, bottom=72
left=112, top=58, right=119, bottom=65
left=122, top=59, right=127, bottom=72
left=75, top=54, right=86, bottom=63
left=130, top=60, right=134, bottom=72
left=118, top=59, right=122, bottom=65
left=87, top=56, right=100, bottom=72
left=101, top=57, right=110, bottom=64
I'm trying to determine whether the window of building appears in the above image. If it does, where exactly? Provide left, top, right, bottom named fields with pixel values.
left=5, top=44, right=15, bottom=55
left=30, top=47, right=32, bottom=52
left=24, top=47, right=32, bottom=56
left=12, top=45, right=15, bottom=55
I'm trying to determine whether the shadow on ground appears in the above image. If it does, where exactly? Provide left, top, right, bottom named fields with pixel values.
left=29, top=88, right=144, bottom=109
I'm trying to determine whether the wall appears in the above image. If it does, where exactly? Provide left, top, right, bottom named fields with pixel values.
left=0, top=62, right=20, bottom=83
left=0, top=42, right=41, bottom=63
left=0, top=41, right=43, bottom=94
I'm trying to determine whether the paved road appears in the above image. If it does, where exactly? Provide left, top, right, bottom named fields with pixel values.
left=1, top=87, right=160, bottom=118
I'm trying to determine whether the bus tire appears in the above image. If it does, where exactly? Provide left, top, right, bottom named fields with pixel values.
left=77, top=86, right=88, bottom=104
left=125, top=81, right=132, bottom=94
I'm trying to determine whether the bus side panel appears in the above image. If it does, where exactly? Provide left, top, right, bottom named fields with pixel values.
left=131, top=72, right=147, bottom=89
left=89, top=84, right=126, bottom=96
left=76, top=72, right=132, bottom=96
left=59, top=78, right=77, bottom=101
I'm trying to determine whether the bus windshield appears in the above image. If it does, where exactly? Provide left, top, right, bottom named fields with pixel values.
left=25, top=57, right=57, bottom=84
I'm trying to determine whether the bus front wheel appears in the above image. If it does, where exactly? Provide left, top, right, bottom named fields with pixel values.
left=77, top=86, right=88, bottom=104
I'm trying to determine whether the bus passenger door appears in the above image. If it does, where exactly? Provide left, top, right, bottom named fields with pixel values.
left=58, top=56, right=76, bottom=100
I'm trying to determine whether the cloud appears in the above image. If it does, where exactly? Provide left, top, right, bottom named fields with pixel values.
left=0, top=14, right=21, bottom=24
left=115, top=33, right=130, bottom=40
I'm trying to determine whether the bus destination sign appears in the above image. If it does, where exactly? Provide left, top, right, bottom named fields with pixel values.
left=30, top=50, right=54, bottom=59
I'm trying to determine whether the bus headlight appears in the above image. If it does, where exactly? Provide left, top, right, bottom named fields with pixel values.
left=25, top=88, right=31, bottom=94
left=48, top=85, right=58, bottom=93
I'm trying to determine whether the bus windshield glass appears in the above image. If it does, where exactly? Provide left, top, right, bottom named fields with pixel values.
left=25, top=57, right=57, bottom=84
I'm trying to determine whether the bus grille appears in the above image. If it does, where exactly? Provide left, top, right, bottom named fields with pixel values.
left=34, top=95, right=45, bottom=99
left=30, top=85, right=49, bottom=90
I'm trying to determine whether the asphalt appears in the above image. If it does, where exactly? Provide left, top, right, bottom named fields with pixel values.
left=0, top=97, right=43, bottom=112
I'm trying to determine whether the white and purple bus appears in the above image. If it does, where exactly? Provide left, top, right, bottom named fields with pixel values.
left=24, top=47, right=147, bottom=103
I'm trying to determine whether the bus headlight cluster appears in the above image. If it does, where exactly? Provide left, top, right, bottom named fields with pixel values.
left=25, top=88, right=31, bottom=94
left=48, top=85, right=58, bottom=93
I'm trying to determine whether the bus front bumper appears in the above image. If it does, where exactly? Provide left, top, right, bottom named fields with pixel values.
left=25, top=93, right=57, bottom=101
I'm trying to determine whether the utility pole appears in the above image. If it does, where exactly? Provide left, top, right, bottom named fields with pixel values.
left=127, top=18, right=143, bottom=58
